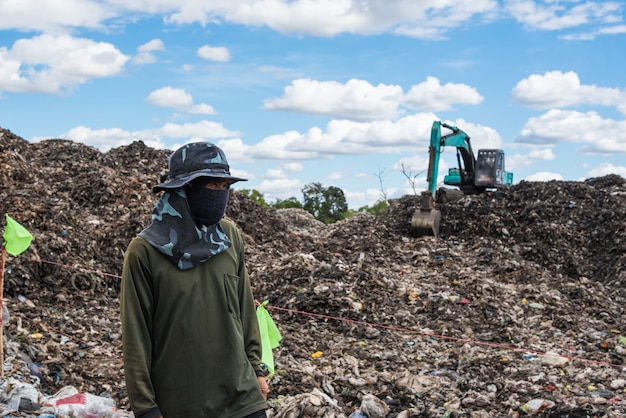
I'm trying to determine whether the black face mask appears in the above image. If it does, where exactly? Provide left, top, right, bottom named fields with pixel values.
left=186, top=183, right=230, bottom=226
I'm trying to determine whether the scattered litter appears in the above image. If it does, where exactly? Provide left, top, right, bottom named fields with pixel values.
left=1, top=130, right=625, bottom=416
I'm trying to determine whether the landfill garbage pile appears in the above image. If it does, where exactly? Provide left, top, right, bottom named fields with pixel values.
left=0, top=126, right=625, bottom=417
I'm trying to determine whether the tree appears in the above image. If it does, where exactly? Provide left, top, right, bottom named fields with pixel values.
left=358, top=199, right=389, bottom=215
left=238, top=189, right=268, bottom=206
left=302, top=182, right=349, bottom=224
left=271, top=197, right=303, bottom=209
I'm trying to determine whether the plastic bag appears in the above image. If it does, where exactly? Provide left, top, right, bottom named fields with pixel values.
left=41, top=386, right=133, bottom=417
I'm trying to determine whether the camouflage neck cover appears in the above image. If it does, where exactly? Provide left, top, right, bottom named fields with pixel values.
left=139, top=189, right=231, bottom=270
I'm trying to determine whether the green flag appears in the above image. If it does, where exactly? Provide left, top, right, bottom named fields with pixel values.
left=3, top=214, right=33, bottom=256
left=256, top=301, right=282, bottom=375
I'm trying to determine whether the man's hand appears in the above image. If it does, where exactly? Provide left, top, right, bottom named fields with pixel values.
left=257, top=376, right=269, bottom=400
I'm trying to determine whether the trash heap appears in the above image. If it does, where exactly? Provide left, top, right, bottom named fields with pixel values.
left=1, top=127, right=625, bottom=417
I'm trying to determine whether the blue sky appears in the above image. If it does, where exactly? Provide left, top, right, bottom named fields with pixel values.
left=1, top=1, right=625, bottom=209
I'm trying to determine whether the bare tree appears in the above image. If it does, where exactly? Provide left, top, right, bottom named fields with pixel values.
left=401, top=162, right=426, bottom=197
left=374, top=167, right=389, bottom=204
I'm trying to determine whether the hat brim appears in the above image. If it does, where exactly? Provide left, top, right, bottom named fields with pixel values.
left=152, top=172, right=247, bottom=193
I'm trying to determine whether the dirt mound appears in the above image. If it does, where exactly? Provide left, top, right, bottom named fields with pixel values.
left=1, top=127, right=625, bottom=417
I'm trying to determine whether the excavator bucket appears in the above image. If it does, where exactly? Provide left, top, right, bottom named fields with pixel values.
left=411, top=192, right=441, bottom=239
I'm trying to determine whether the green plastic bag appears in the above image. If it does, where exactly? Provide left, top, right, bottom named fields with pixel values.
left=256, top=301, right=282, bottom=374
left=3, top=214, right=33, bottom=256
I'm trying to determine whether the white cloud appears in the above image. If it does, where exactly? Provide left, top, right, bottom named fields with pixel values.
left=506, top=149, right=555, bottom=172
left=146, top=87, right=216, bottom=115
left=257, top=65, right=301, bottom=79
left=598, top=24, right=626, bottom=35
left=0, top=0, right=620, bottom=41
left=244, top=113, right=508, bottom=162
left=526, top=148, right=555, bottom=161
left=282, top=116, right=423, bottom=154
left=47, top=125, right=166, bottom=152
left=134, top=39, right=165, bottom=64
left=404, top=77, right=483, bottom=111
left=515, top=109, right=626, bottom=154
left=265, top=168, right=285, bottom=179
left=512, top=71, right=626, bottom=111
left=559, top=32, right=595, bottom=41
left=257, top=178, right=305, bottom=202
left=344, top=186, right=390, bottom=208
left=212, top=131, right=325, bottom=162
left=505, top=0, right=622, bottom=31
left=443, top=119, right=503, bottom=150
left=0, top=0, right=502, bottom=40
left=343, top=189, right=368, bottom=207
left=214, top=114, right=434, bottom=161
left=524, top=171, right=564, bottom=182
left=40, top=121, right=240, bottom=152
left=0, top=0, right=112, bottom=32
left=246, top=131, right=321, bottom=160
left=263, top=78, right=404, bottom=121
left=586, top=163, right=626, bottom=178
left=197, top=45, right=231, bottom=62
left=392, top=154, right=431, bottom=177
left=158, top=121, right=239, bottom=140
left=0, top=34, right=128, bottom=94
left=230, top=168, right=254, bottom=182
left=210, top=137, right=251, bottom=163
left=165, top=0, right=499, bottom=39
left=138, top=39, right=165, bottom=53
left=392, top=153, right=453, bottom=192
left=283, top=162, right=303, bottom=171
left=264, top=77, right=484, bottom=121
left=327, top=171, right=343, bottom=180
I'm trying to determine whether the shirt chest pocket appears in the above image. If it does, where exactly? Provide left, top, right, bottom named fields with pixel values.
left=223, top=273, right=241, bottom=319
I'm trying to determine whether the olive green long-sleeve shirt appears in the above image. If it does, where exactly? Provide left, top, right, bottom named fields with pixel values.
left=121, top=219, right=267, bottom=418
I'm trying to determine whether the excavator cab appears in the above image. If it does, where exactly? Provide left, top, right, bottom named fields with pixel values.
left=475, top=149, right=510, bottom=187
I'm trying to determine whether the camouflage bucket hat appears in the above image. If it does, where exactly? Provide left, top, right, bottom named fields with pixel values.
left=153, top=142, right=247, bottom=193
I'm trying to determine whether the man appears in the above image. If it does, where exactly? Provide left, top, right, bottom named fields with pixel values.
left=121, top=142, right=269, bottom=418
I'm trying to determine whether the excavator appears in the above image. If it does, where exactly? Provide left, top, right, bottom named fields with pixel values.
left=411, top=120, right=513, bottom=238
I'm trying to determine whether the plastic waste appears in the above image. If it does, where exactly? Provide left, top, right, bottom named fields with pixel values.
left=519, top=398, right=555, bottom=414
left=541, top=351, right=569, bottom=366
left=2, top=304, right=9, bottom=325
left=0, top=378, right=40, bottom=416
left=522, top=352, right=538, bottom=361
left=0, top=379, right=133, bottom=418
left=610, top=379, right=626, bottom=389
left=19, top=351, right=43, bottom=380
left=41, top=386, right=134, bottom=417
left=359, top=393, right=390, bottom=418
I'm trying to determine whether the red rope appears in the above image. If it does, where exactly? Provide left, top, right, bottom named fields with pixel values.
left=9, top=258, right=626, bottom=369
left=266, top=307, right=626, bottom=369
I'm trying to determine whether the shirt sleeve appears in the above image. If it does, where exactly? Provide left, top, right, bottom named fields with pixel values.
left=230, top=224, right=264, bottom=375
left=120, top=238, right=163, bottom=417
